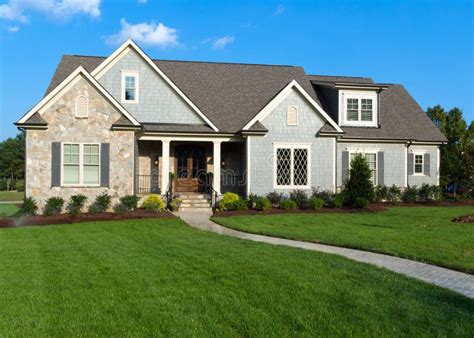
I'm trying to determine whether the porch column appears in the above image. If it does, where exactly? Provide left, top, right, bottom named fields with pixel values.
left=161, top=140, right=170, bottom=193
left=213, top=140, right=222, bottom=195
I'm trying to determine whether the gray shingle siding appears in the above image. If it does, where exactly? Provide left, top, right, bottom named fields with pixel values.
left=407, top=145, right=439, bottom=186
left=336, top=142, right=407, bottom=188
left=98, top=49, right=204, bottom=125
left=249, top=89, right=335, bottom=196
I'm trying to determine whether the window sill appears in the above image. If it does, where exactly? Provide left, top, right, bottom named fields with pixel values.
left=121, top=100, right=139, bottom=104
left=274, top=186, right=311, bottom=190
left=411, top=174, right=425, bottom=177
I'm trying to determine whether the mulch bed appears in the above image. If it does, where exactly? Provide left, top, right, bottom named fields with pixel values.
left=214, top=203, right=387, bottom=217
left=452, top=214, right=474, bottom=224
left=0, top=209, right=175, bottom=228
left=214, top=200, right=474, bottom=218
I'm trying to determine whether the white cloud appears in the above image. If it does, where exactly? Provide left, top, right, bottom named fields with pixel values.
left=106, top=19, right=179, bottom=48
left=274, top=4, right=286, bottom=15
left=211, top=35, right=235, bottom=50
left=7, top=25, right=19, bottom=32
left=0, top=0, right=100, bottom=24
left=137, top=0, right=148, bottom=4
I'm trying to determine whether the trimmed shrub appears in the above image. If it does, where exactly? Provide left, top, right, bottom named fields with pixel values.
left=374, top=185, right=388, bottom=203
left=246, top=193, right=259, bottom=209
left=266, top=191, right=282, bottom=207
left=113, top=203, right=127, bottom=214
left=67, top=194, right=87, bottom=216
left=290, top=189, right=309, bottom=209
left=21, top=196, right=37, bottom=216
left=220, top=192, right=240, bottom=211
left=142, top=194, right=164, bottom=212
left=280, top=199, right=297, bottom=210
left=309, top=197, right=325, bottom=210
left=402, top=186, right=418, bottom=203
left=342, top=154, right=374, bottom=206
left=234, top=198, right=249, bottom=211
left=354, top=197, right=369, bottom=209
left=418, top=184, right=442, bottom=202
left=255, top=196, right=271, bottom=211
left=311, top=188, right=333, bottom=206
left=90, top=191, right=112, bottom=213
left=15, top=179, right=25, bottom=192
left=332, top=193, right=344, bottom=208
left=43, top=197, right=65, bottom=216
left=387, top=185, right=402, bottom=203
left=120, top=195, right=139, bottom=211
left=168, top=198, right=182, bottom=212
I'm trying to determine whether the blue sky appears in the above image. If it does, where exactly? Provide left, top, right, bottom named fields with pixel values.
left=0, top=0, right=472, bottom=140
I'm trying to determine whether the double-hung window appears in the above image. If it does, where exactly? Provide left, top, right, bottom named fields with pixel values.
left=350, top=152, right=377, bottom=185
left=340, top=90, right=377, bottom=127
left=274, top=144, right=310, bottom=188
left=414, top=154, right=423, bottom=174
left=121, top=71, right=139, bottom=103
left=62, top=143, right=100, bottom=186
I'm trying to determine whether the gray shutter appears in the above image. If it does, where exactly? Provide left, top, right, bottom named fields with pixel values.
left=342, top=151, right=349, bottom=183
left=377, top=152, right=384, bottom=186
left=100, top=143, right=110, bottom=187
left=51, top=142, right=61, bottom=187
left=407, top=153, right=414, bottom=176
left=424, top=153, right=430, bottom=176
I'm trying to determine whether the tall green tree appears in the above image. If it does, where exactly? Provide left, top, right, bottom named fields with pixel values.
left=0, top=132, right=25, bottom=183
left=426, top=106, right=473, bottom=193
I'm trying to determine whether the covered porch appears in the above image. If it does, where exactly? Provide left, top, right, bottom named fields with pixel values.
left=135, top=135, right=246, bottom=197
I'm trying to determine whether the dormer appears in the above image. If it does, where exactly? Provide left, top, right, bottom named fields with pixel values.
left=334, top=83, right=387, bottom=128
left=310, top=77, right=388, bottom=128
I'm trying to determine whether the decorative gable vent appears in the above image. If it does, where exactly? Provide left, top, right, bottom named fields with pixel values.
left=75, top=95, right=89, bottom=118
left=287, top=105, right=298, bottom=126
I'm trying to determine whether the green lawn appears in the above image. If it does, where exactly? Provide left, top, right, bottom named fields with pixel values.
left=0, top=203, right=20, bottom=217
left=213, top=206, right=474, bottom=273
left=0, top=191, right=24, bottom=202
left=0, top=218, right=473, bottom=336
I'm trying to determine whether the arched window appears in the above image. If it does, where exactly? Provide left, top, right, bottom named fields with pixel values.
left=75, top=95, right=89, bottom=118
left=287, top=105, right=298, bottom=126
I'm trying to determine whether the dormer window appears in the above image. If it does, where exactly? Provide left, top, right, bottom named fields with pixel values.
left=339, top=90, right=377, bottom=127
left=121, top=70, right=139, bottom=103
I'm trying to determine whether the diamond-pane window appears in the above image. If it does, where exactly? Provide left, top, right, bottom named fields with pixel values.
left=276, top=148, right=291, bottom=186
left=293, top=149, right=308, bottom=186
left=275, top=146, right=310, bottom=187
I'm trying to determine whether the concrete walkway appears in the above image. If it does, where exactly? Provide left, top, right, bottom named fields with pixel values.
left=175, top=210, right=474, bottom=299
left=0, top=201, right=22, bottom=204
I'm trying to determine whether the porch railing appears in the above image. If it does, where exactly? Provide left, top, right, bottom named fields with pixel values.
left=137, top=175, right=161, bottom=195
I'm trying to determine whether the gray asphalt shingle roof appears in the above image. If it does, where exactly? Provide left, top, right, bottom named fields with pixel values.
left=39, top=54, right=446, bottom=142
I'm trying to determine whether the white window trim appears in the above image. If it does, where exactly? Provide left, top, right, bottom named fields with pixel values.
left=61, top=142, right=101, bottom=187
left=121, top=70, right=139, bottom=104
left=273, top=142, right=311, bottom=189
left=349, top=151, right=377, bottom=185
left=413, top=152, right=425, bottom=176
left=339, top=90, right=378, bottom=127
left=75, top=95, right=89, bottom=118
left=287, top=105, right=298, bottom=126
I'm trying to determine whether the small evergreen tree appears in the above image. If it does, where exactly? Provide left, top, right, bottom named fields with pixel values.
left=343, top=154, right=374, bottom=206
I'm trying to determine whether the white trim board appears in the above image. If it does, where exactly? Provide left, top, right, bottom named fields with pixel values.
left=242, top=80, right=343, bottom=133
left=17, top=66, right=140, bottom=126
left=90, top=39, right=219, bottom=132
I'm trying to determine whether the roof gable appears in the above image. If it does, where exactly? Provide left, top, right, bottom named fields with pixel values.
left=17, top=66, right=140, bottom=126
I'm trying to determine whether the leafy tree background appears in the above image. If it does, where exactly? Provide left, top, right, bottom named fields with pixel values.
left=0, top=132, right=25, bottom=188
left=426, top=105, right=473, bottom=193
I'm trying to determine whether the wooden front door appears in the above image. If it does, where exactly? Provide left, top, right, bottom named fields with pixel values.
left=174, top=145, right=206, bottom=192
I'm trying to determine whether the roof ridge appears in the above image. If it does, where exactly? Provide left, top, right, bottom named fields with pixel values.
left=309, top=74, right=373, bottom=80
left=65, top=54, right=300, bottom=68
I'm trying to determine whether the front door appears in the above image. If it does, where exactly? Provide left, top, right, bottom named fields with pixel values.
left=174, top=145, right=206, bottom=192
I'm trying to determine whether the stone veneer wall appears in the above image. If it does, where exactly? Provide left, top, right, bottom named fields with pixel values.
left=26, top=76, right=135, bottom=213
